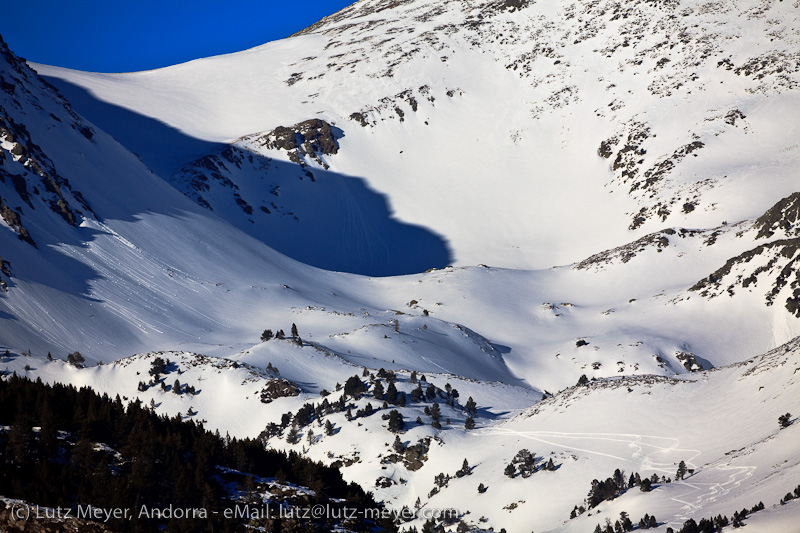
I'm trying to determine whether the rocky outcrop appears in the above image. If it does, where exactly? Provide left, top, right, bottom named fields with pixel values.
left=690, top=238, right=800, bottom=316
left=259, top=378, right=302, bottom=403
left=0, top=40, right=97, bottom=247
left=0, top=197, right=34, bottom=246
left=754, top=192, right=800, bottom=240
left=256, top=119, right=339, bottom=170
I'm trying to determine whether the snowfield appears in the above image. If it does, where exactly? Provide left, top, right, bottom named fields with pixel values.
left=1, top=0, right=799, bottom=530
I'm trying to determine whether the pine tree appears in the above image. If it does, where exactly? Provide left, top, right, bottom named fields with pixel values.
left=410, top=384, right=423, bottom=403
left=478, top=483, right=487, bottom=493
left=676, top=460, right=687, bottom=480
left=387, top=410, right=404, bottom=433
left=425, top=383, right=437, bottom=401
left=620, top=511, right=633, bottom=532
left=504, top=463, right=516, bottom=478
left=393, top=435, right=404, bottom=453
left=430, top=402, right=441, bottom=422
left=286, top=425, right=300, bottom=444
left=465, top=396, right=478, bottom=416
left=465, top=416, right=475, bottom=430
left=456, top=458, right=471, bottom=477
left=778, top=412, right=792, bottom=428
left=324, top=420, right=334, bottom=436
left=173, top=379, right=181, bottom=394
left=260, top=329, right=274, bottom=342
left=386, top=382, right=398, bottom=404
left=291, top=323, right=298, bottom=338
left=343, top=375, right=366, bottom=399
left=67, top=351, right=85, bottom=368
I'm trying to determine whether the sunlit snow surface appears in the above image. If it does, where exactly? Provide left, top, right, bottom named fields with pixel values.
left=1, top=0, right=799, bottom=530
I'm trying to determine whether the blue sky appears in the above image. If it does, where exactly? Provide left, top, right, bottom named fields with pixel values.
left=0, top=0, right=356, bottom=73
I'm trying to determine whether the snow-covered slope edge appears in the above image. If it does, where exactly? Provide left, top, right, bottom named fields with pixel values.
left=3, top=335, right=797, bottom=532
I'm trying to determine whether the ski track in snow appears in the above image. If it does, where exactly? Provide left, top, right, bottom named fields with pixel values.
left=485, top=427, right=701, bottom=464
left=487, top=427, right=759, bottom=525
left=667, top=464, right=757, bottom=527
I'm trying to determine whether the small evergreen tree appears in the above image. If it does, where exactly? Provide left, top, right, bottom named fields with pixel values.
left=343, top=375, right=366, bottom=399
left=456, top=458, right=471, bottom=477
left=410, top=384, right=423, bottom=403
left=67, top=351, right=85, bottom=368
left=504, top=463, right=516, bottom=478
left=260, top=329, right=274, bottom=342
left=324, top=419, right=334, bottom=436
left=478, top=483, right=487, bottom=493
left=291, top=323, right=298, bottom=338
left=430, top=402, right=441, bottom=422
left=465, top=416, right=475, bottom=430
left=286, top=425, right=300, bottom=444
left=619, top=512, right=633, bottom=532
left=779, top=412, right=792, bottom=428
left=676, top=460, right=687, bottom=480
left=465, top=396, right=478, bottom=416
left=425, top=383, right=437, bottom=401
left=386, top=382, right=399, bottom=404
left=387, top=410, right=404, bottom=433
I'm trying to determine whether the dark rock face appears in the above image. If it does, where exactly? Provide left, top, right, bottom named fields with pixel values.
left=258, top=119, right=339, bottom=169
left=0, top=37, right=96, bottom=253
left=259, top=378, right=302, bottom=403
left=689, top=194, right=800, bottom=317
left=754, top=192, right=800, bottom=239
left=690, top=237, right=800, bottom=316
left=675, top=351, right=704, bottom=372
left=0, top=198, right=34, bottom=246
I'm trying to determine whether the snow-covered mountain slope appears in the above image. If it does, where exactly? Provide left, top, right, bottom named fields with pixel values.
left=4, top=333, right=798, bottom=532
left=1, top=0, right=799, bottom=529
left=36, top=0, right=800, bottom=272
left=2, top=0, right=800, bottom=387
